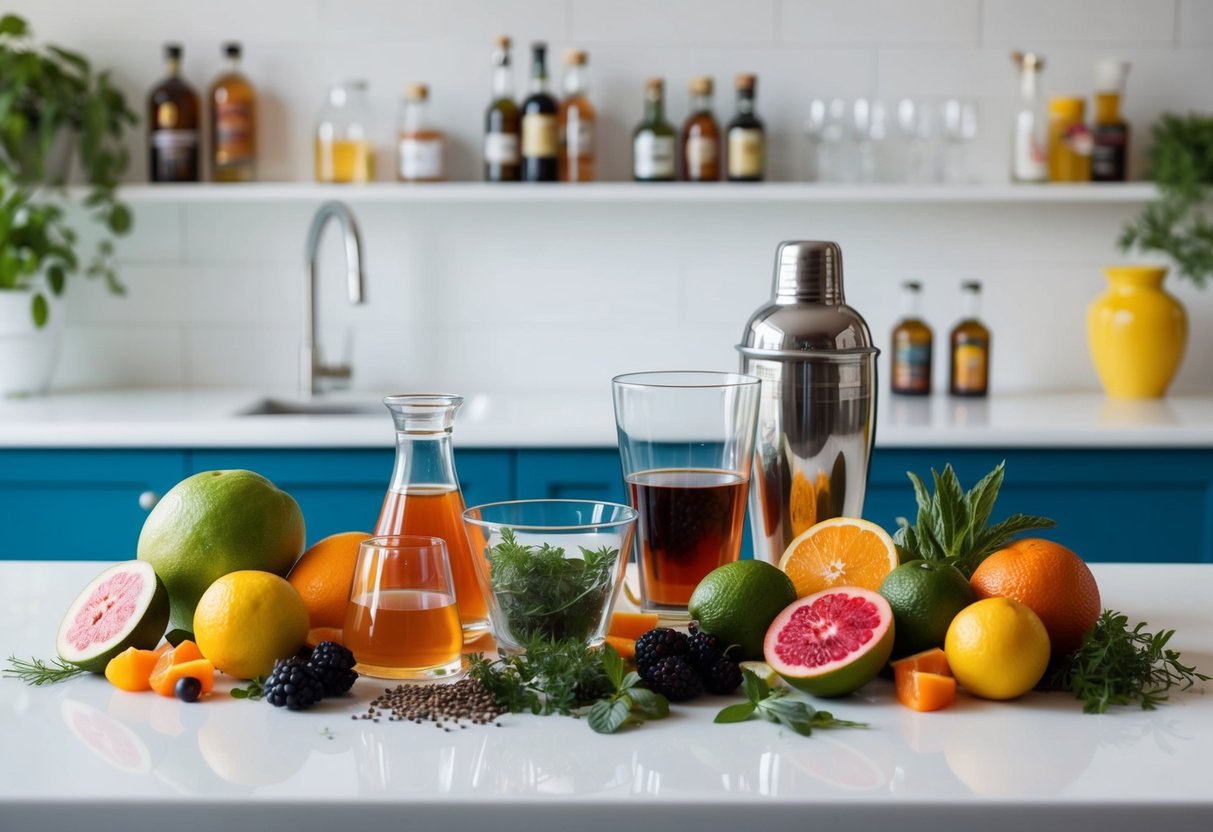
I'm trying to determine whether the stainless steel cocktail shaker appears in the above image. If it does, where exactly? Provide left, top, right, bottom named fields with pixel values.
left=738, top=241, right=878, bottom=565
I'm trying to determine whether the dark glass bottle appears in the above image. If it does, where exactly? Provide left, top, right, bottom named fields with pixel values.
left=209, top=42, right=255, bottom=183
left=680, top=76, right=720, bottom=182
left=726, top=73, right=764, bottom=182
left=520, top=42, right=558, bottom=182
left=484, top=35, right=520, bottom=182
left=949, top=281, right=991, bottom=397
left=890, top=281, right=933, bottom=396
left=632, top=78, right=676, bottom=182
left=148, top=44, right=200, bottom=183
left=1091, top=60, right=1130, bottom=183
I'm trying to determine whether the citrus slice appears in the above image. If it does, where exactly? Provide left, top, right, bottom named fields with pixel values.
left=738, top=660, right=779, bottom=687
left=778, top=517, right=899, bottom=597
left=895, top=670, right=957, bottom=712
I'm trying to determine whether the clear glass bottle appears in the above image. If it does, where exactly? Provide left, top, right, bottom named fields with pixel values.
left=891, top=281, right=933, bottom=396
left=148, top=43, right=199, bottom=183
left=632, top=78, right=676, bottom=182
left=681, top=76, right=720, bottom=182
left=484, top=35, right=520, bottom=182
left=950, top=281, right=991, bottom=397
left=559, top=49, right=595, bottom=182
left=374, top=395, right=488, bottom=638
left=726, top=73, right=765, bottom=181
left=521, top=42, right=558, bottom=182
left=209, top=42, right=255, bottom=182
left=1010, top=51, right=1047, bottom=183
left=397, top=83, right=445, bottom=183
left=315, top=80, right=374, bottom=184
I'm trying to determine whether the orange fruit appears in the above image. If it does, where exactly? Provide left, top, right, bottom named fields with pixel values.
left=778, top=517, right=899, bottom=597
left=148, top=641, right=216, bottom=697
left=895, top=670, right=956, bottom=712
left=104, top=647, right=163, bottom=692
left=969, top=538, right=1100, bottom=656
left=286, top=531, right=372, bottom=629
left=604, top=636, right=636, bottom=662
left=608, top=611, right=658, bottom=640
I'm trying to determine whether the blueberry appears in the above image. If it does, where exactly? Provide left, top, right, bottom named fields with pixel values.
left=175, top=676, right=203, bottom=702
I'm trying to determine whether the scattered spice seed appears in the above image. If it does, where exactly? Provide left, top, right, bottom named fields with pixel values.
left=362, top=678, right=507, bottom=726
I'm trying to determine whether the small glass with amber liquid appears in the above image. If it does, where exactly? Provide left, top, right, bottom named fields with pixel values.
left=148, top=43, right=199, bottom=183
left=558, top=49, right=595, bottom=182
left=950, top=281, right=991, bottom=397
left=681, top=76, right=720, bottom=181
left=209, top=42, right=255, bottom=182
left=891, top=281, right=933, bottom=395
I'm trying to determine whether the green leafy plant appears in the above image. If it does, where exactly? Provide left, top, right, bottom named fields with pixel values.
left=0, top=13, right=136, bottom=324
left=893, top=461, right=1056, bottom=578
left=1120, top=113, right=1213, bottom=287
left=584, top=645, right=669, bottom=734
left=230, top=675, right=267, bottom=700
left=3, top=654, right=86, bottom=685
left=714, top=669, right=867, bottom=736
left=1048, top=610, right=1209, bottom=714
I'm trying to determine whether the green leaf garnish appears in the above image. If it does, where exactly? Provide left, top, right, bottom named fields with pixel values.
left=713, top=670, right=867, bottom=736
left=3, top=655, right=85, bottom=686
left=230, top=676, right=266, bottom=700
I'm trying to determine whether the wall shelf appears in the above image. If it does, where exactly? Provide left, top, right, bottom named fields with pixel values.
left=89, top=181, right=1159, bottom=205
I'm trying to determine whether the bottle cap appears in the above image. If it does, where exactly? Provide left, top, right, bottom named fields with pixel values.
left=1095, top=59, right=1131, bottom=93
left=902, top=280, right=923, bottom=292
left=735, top=73, right=756, bottom=91
left=776, top=241, right=843, bottom=302
left=164, top=43, right=183, bottom=61
left=531, top=42, right=547, bottom=59
left=961, top=280, right=982, bottom=292
left=645, top=77, right=663, bottom=91
left=1011, top=50, right=1045, bottom=71
left=689, top=76, right=713, bottom=95
left=564, top=49, right=588, bottom=66
left=493, top=35, right=511, bottom=49
left=222, top=42, right=241, bottom=59
left=404, top=83, right=429, bottom=101
left=1048, top=96, right=1085, bottom=119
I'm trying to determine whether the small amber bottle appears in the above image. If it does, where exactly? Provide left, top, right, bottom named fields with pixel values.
left=558, top=49, right=595, bottom=182
left=949, top=281, right=991, bottom=397
left=209, top=42, right=255, bottom=182
left=681, top=76, right=720, bottom=181
left=891, top=281, right=933, bottom=396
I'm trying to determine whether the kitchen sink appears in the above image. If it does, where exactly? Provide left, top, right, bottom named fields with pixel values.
left=239, top=397, right=385, bottom=416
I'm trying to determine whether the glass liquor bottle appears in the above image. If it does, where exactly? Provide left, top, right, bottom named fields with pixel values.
left=148, top=43, right=199, bottom=183
left=681, top=76, right=720, bottom=182
left=890, top=281, right=933, bottom=396
left=209, top=42, right=255, bottom=183
left=315, top=80, right=374, bottom=183
left=1010, top=51, right=1047, bottom=183
left=520, top=42, right=558, bottom=182
left=632, top=78, right=676, bottom=182
left=1092, top=60, right=1131, bottom=182
left=949, top=281, right=991, bottom=397
left=484, top=35, right=520, bottom=182
left=374, top=395, right=488, bottom=638
left=558, top=49, right=595, bottom=182
left=726, top=74, right=764, bottom=182
left=397, top=83, right=445, bottom=182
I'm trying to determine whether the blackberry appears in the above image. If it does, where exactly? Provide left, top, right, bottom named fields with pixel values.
left=634, top=628, right=689, bottom=678
left=645, top=656, right=702, bottom=702
left=308, top=641, right=358, bottom=696
left=686, top=624, right=726, bottom=671
left=702, top=657, right=743, bottom=695
left=264, top=657, right=326, bottom=711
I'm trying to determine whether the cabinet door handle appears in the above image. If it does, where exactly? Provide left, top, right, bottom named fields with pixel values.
left=139, top=491, right=161, bottom=511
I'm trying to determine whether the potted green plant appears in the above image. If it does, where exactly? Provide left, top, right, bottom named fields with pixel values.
left=0, top=13, right=136, bottom=395
left=1087, top=113, right=1213, bottom=399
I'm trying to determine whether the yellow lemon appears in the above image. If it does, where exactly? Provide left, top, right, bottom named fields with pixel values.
left=193, top=570, right=309, bottom=680
left=944, top=597, right=1051, bottom=700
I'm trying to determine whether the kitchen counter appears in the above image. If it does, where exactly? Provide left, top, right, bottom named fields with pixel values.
left=1, top=561, right=1211, bottom=832
left=1, top=388, right=1212, bottom=449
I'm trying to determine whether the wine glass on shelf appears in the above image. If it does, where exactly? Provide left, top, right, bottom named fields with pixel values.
left=897, top=98, right=938, bottom=184
left=804, top=97, right=849, bottom=182
left=943, top=98, right=980, bottom=184
left=851, top=98, right=889, bottom=183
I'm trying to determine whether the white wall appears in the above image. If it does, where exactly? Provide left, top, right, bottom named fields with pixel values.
left=9, top=0, right=1213, bottom=395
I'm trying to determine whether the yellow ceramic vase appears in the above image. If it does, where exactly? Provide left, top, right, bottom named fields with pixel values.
left=1087, top=265, right=1187, bottom=399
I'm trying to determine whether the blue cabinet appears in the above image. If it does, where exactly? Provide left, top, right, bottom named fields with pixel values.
left=515, top=449, right=626, bottom=503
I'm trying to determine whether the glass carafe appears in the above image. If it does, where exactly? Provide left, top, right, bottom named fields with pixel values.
left=374, top=395, right=488, bottom=637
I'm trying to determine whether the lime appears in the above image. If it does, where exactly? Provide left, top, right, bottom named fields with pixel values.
left=138, top=470, right=305, bottom=632
left=688, top=560, right=797, bottom=660
left=193, top=570, right=310, bottom=680
left=879, top=559, right=975, bottom=659
left=738, top=660, right=780, bottom=687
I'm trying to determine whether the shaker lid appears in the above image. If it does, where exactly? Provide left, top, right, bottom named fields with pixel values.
left=738, top=240, right=877, bottom=357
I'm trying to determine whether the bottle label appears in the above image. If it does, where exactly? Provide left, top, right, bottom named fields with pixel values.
left=215, top=101, right=253, bottom=164
left=893, top=344, right=932, bottom=392
left=399, top=136, right=445, bottom=180
left=1012, top=116, right=1047, bottom=181
left=728, top=127, right=764, bottom=178
left=484, top=132, right=520, bottom=164
left=954, top=343, right=987, bottom=392
left=1091, top=130, right=1126, bottom=181
left=522, top=113, right=558, bottom=158
left=633, top=133, right=675, bottom=179
left=151, top=129, right=198, bottom=150
left=562, top=119, right=594, bottom=156
left=686, top=135, right=718, bottom=170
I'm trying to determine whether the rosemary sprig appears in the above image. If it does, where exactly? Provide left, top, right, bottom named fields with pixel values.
left=4, top=655, right=86, bottom=686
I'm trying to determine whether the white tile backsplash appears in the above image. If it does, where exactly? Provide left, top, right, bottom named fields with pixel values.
left=981, top=0, right=1178, bottom=46
left=779, top=0, right=981, bottom=45
left=184, top=326, right=297, bottom=387
left=570, top=0, right=778, bottom=45
left=55, top=326, right=185, bottom=388
left=1179, top=0, right=1213, bottom=45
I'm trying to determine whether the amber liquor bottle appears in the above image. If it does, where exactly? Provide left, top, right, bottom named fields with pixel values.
left=726, top=74, right=764, bottom=182
left=681, top=76, right=720, bottom=181
left=890, top=281, right=933, bottom=395
left=558, top=49, right=595, bottom=182
left=520, top=43, right=558, bottom=182
left=209, top=42, right=255, bottom=182
left=148, top=44, right=200, bottom=182
left=484, top=36, right=520, bottom=182
left=949, top=281, right=991, bottom=397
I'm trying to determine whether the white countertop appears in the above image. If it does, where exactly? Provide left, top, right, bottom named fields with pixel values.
left=1, top=561, right=1210, bottom=832
left=1, top=388, right=1212, bottom=449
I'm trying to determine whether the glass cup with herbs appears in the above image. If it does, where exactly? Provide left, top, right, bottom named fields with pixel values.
left=612, top=371, right=760, bottom=618
left=462, top=499, right=637, bottom=655
left=343, top=535, right=464, bottom=680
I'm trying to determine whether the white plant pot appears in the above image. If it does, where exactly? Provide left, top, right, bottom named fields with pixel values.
left=0, top=289, right=64, bottom=397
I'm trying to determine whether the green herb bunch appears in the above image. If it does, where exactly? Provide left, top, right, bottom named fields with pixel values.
left=487, top=528, right=618, bottom=643
left=1120, top=113, right=1213, bottom=287
left=1049, top=610, right=1209, bottom=714
left=714, top=670, right=867, bottom=736
left=894, top=461, right=1056, bottom=577
left=4, top=654, right=85, bottom=685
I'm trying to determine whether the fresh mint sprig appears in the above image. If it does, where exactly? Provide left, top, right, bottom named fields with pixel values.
left=714, top=670, right=867, bottom=736
left=584, top=645, right=669, bottom=734
left=230, top=676, right=266, bottom=700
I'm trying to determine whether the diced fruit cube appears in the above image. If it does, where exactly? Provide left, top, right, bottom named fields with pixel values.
left=150, top=658, right=215, bottom=698
left=895, top=669, right=957, bottom=712
left=608, top=611, right=659, bottom=641
left=104, top=647, right=164, bottom=692
left=890, top=647, right=951, bottom=679
left=168, top=639, right=204, bottom=664
left=604, top=635, right=636, bottom=662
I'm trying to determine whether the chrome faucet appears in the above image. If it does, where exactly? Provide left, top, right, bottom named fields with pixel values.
left=302, top=200, right=366, bottom=397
